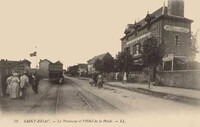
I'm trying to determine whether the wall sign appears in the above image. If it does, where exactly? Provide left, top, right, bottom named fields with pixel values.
left=126, top=32, right=151, bottom=45
left=164, top=25, right=189, bottom=33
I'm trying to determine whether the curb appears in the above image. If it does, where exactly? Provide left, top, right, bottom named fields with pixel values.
left=76, top=77, right=91, bottom=81
left=75, top=77, right=200, bottom=106
left=105, top=83, right=200, bottom=106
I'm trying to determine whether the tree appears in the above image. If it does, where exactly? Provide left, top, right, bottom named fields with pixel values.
left=101, top=56, right=115, bottom=73
left=93, top=56, right=115, bottom=73
left=190, top=29, right=199, bottom=58
left=142, top=36, right=165, bottom=82
left=93, top=59, right=103, bottom=73
left=115, top=51, right=134, bottom=73
left=68, top=65, right=79, bottom=76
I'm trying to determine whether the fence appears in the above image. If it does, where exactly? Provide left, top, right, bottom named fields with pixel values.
left=104, top=70, right=200, bottom=90
left=156, top=70, right=200, bottom=89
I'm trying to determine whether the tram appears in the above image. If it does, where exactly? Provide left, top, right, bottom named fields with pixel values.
left=48, top=61, right=64, bottom=84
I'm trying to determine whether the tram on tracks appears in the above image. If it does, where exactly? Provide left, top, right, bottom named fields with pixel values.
left=48, top=61, right=64, bottom=84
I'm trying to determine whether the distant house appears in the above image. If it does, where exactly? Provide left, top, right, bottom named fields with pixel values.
left=39, top=59, right=51, bottom=78
left=39, top=59, right=64, bottom=78
left=77, top=64, right=88, bottom=76
left=0, top=59, right=31, bottom=95
left=0, top=59, right=31, bottom=75
left=87, top=52, right=112, bottom=74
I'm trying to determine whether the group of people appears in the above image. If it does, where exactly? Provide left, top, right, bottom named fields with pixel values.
left=2, top=71, right=40, bottom=99
left=90, top=73, right=104, bottom=89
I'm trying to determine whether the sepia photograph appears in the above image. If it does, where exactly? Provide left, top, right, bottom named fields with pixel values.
left=0, top=0, right=200, bottom=127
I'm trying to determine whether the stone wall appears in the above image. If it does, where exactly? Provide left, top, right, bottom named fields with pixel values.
left=156, top=70, right=200, bottom=89
left=105, top=72, right=148, bottom=83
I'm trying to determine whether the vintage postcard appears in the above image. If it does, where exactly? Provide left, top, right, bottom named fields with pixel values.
left=0, top=0, right=200, bottom=127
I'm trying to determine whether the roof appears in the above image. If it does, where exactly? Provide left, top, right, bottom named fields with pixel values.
left=122, top=6, right=193, bottom=40
left=54, top=60, right=63, bottom=65
left=87, top=52, right=110, bottom=64
left=39, top=59, right=51, bottom=63
left=49, top=60, right=63, bottom=65
left=0, top=59, right=31, bottom=68
left=78, top=64, right=87, bottom=69
left=139, top=6, right=167, bottom=28
left=124, top=7, right=166, bottom=34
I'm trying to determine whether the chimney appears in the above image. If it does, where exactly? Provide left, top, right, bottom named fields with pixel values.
left=162, top=2, right=166, bottom=15
left=168, top=0, right=184, bottom=17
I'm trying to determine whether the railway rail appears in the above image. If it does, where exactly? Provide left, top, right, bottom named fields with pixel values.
left=25, top=80, right=97, bottom=115
left=68, top=81, right=97, bottom=114
left=26, top=84, right=60, bottom=115
left=66, top=78, right=123, bottom=114
left=25, top=77, right=123, bottom=115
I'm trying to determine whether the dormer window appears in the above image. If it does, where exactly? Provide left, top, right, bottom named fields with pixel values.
left=133, top=22, right=141, bottom=36
left=145, top=13, right=155, bottom=30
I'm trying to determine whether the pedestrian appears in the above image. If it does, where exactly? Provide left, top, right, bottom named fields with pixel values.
left=97, top=73, right=103, bottom=89
left=19, top=71, right=29, bottom=99
left=115, top=72, right=119, bottom=81
left=122, top=72, right=127, bottom=84
left=59, top=75, right=64, bottom=84
left=9, top=73, right=20, bottom=99
left=1, top=73, right=10, bottom=97
left=32, top=73, right=40, bottom=94
left=6, top=74, right=13, bottom=95
left=92, top=73, right=98, bottom=86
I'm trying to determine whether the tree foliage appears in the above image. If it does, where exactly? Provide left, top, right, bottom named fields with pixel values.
left=115, top=51, right=134, bottom=72
left=93, top=59, right=102, bottom=72
left=101, top=56, right=115, bottom=73
left=93, top=56, right=115, bottom=73
left=142, top=37, right=165, bottom=67
left=190, top=29, right=199, bottom=58
left=68, top=65, right=79, bottom=76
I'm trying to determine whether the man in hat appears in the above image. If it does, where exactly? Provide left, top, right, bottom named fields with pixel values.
left=19, top=71, right=29, bottom=99
left=32, top=72, right=40, bottom=94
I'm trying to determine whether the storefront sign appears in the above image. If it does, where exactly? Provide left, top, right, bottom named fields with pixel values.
left=164, top=25, right=189, bottom=33
left=126, top=32, right=151, bottom=45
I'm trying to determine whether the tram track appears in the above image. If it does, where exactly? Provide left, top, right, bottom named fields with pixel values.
left=26, top=83, right=61, bottom=115
left=66, top=78, right=124, bottom=114
left=25, top=85, right=53, bottom=114
left=55, top=84, right=60, bottom=115
left=69, top=81, right=97, bottom=114
left=25, top=77, right=123, bottom=115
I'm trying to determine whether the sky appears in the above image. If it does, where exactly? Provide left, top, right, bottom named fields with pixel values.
left=0, top=0, right=200, bottom=69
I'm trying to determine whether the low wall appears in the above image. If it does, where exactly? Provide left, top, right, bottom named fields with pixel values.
left=156, top=70, right=200, bottom=90
left=128, top=72, right=148, bottom=83
left=105, top=72, right=148, bottom=83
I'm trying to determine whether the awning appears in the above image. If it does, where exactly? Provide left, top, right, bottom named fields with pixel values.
left=174, top=56, right=192, bottom=64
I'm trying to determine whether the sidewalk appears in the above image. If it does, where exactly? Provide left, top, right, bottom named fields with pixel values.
left=76, top=77, right=200, bottom=105
left=107, top=82, right=200, bottom=100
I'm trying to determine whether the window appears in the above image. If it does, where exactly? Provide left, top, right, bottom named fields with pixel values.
left=174, top=34, right=180, bottom=47
left=133, top=43, right=141, bottom=55
left=136, top=44, right=139, bottom=54
left=132, top=45, right=136, bottom=55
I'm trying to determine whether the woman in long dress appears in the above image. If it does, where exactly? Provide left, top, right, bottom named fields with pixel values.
left=10, top=73, right=20, bottom=99
left=123, top=72, right=127, bottom=84
left=6, top=75, right=13, bottom=95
